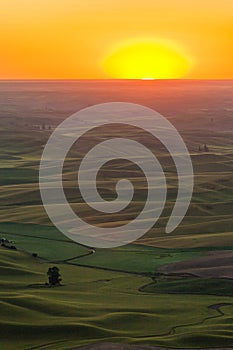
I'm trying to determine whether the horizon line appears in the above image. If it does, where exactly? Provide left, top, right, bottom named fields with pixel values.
left=0, top=78, right=232, bottom=82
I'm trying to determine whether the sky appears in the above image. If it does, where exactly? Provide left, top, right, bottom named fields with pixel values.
left=0, top=0, right=232, bottom=79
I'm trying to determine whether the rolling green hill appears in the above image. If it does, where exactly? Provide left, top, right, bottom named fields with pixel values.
left=1, top=247, right=233, bottom=350
left=0, top=81, right=233, bottom=349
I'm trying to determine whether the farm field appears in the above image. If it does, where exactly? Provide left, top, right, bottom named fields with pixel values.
left=1, top=247, right=233, bottom=350
left=0, top=80, right=233, bottom=349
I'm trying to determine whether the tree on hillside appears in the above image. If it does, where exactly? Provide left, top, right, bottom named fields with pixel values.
left=47, top=266, right=62, bottom=286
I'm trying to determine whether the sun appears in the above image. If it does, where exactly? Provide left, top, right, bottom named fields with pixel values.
left=141, top=77, right=155, bottom=80
left=103, top=40, right=191, bottom=79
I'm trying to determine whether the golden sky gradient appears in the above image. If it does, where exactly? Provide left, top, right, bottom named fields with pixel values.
left=0, top=0, right=232, bottom=79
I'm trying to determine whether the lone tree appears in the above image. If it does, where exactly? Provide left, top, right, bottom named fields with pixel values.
left=47, top=266, right=62, bottom=286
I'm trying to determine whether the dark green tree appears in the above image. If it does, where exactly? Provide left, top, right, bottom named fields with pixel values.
left=47, top=266, right=62, bottom=286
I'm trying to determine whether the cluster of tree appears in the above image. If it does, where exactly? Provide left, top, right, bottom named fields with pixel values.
left=1, top=243, right=16, bottom=250
left=41, top=124, right=52, bottom=130
left=1, top=237, right=16, bottom=250
left=198, top=144, right=209, bottom=152
left=47, top=266, right=62, bottom=286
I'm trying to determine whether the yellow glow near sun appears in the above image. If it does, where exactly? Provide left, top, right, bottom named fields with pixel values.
left=103, top=40, right=191, bottom=79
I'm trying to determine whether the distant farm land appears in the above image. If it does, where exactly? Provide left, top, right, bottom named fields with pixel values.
left=0, top=80, right=232, bottom=349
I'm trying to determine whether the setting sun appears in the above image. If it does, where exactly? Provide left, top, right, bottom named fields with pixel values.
left=0, top=0, right=232, bottom=79
left=103, top=40, right=191, bottom=79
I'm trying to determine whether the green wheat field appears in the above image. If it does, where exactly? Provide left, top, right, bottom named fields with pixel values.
left=0, top=80, right=232, bottom=350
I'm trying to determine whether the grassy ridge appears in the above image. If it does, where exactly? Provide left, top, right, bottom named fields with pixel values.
left=141, top=277, right=233, bottom=296
left=70, top=245, right=203, bottom=273
left=0, top=222, right=206, bottom=272
left=1, top=247, right=233, bottom=350
left=0, top=222, right=89, bottom=261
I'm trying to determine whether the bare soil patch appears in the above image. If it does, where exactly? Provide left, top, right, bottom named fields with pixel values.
left=158, top=250, right=233, bottom=278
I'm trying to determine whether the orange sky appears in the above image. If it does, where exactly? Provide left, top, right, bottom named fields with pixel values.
left=0, top=0, right=232, bottom=79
